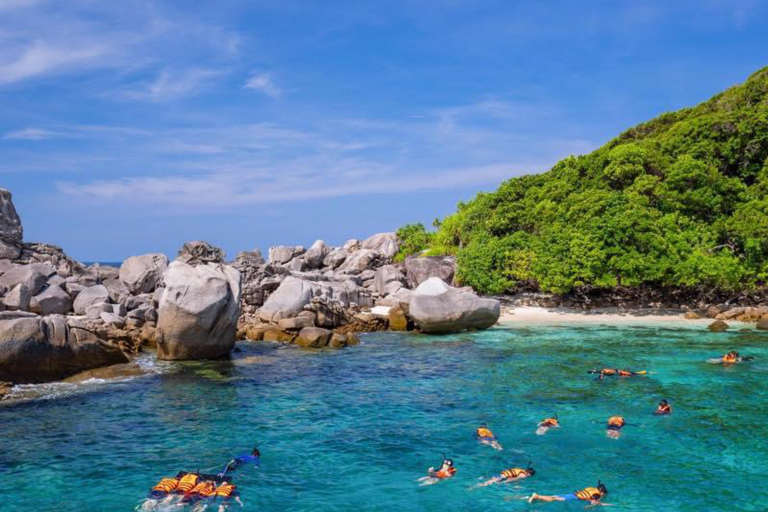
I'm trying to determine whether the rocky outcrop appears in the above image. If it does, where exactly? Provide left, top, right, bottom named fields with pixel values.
left=119, top=253, right=168, bottom=294
left=0, top=312, right=129, bottom=384
left=156, top=251, right=241, bottom=360
left=177, top=241, right=225, bottom=265
left=409, top=278, right=501, bottom=334
left=30, top=285, right=72, bottom=315
left=0, top=188, right=23, bottom=259
left=73, top=285, right=109, bottom=314
left=405, top=256, right=455, bottom=288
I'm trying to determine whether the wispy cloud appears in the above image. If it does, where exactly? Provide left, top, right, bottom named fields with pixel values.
left=3, top=127, right=65, bottom=140
left=0, top=0, right=41, bottom=11
left=120, top=68, right=225, bottom=101
left=0, top=40, right=107, bottom=85
left=244, top=72, right=281, bottom=97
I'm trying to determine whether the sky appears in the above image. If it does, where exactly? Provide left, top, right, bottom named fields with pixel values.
left=0, top=0, right=767, bottom=261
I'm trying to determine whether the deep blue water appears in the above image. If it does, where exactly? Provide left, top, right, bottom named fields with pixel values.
left=1, top=323, right=767, bottom=511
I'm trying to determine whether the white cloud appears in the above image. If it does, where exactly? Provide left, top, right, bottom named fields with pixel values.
left=0, top=0, right=40, bottom=11
left=0, top=40, right=106, bottom=85
left=244, top=72, right=281, bottom=97
left=3, top=127, right=64, bottom=140
left=120, top=68, right=225, bottom=101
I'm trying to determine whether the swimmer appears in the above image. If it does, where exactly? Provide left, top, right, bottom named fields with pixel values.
left=211, top=480, right=244, bottom=512
left=417, top=455, right=456, bottom=486
left=528, top=482, right=610, bottom=506
left=605, top=416, right=625, bottom=439
left=588, top=368, right=647, bottom=380
left=219, top=447, right=260, bottom=476
left=476, top=423, right=503, bottom=450
left=475, top=462, right=535, bottom=487
left=707, top=351, right=755, bottom=364
left=655, top=399, right=672, bottom=415
left=536, top=415, right=560, bottom=435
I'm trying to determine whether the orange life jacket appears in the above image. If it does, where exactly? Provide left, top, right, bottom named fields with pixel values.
left=617, top=370, right=633, bottom=377
left=657, top=404, right=671, bottom=414
left=607, top=416, right=625, bottom=428
left=575, top=487, right=602, bottom=501
left=477, top=427, right=494, bottom=438
left=540, top=417, right=559, bottom=427
left=500, top=468, right=528, bottom=479
left=214, top=483, right=236, bottom=498
left=722, top=353, right=738, bottom=363
left=188, top=481, right=216, bottom=497
left=600, top=368, right=617, bottom=376
left=434, top=467, right=457, bottom=479
left=175, top=473, right=199, bottom=494
left=152, top=478, right=179, bottom=493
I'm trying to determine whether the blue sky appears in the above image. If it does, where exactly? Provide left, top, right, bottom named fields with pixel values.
left=1, top=0, right=766, bottom=261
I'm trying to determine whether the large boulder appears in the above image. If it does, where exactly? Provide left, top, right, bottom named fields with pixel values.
left=0, top=264, right=51, bottom=295
left=3, top=284, right=31, bottom=311
left=0, top=313, right=129, bottom=384
left=177, top=241, right=225, bottom=265
left=405, top=256, right=456, bottom=288
left=268, top=245, right=305, bottom=265
left=409, top=278, right=500, bottom=334
left=30, top=285, right=72, bottom=315
left=295, top=326, right=332, bottom=348
left=337, top=249, right=381, bottom=274
left=156, top=260, right=241, bottom=360
left=73, top=285, right=110, bottom=314
left=323, top=249, right=348, bottom=269
left=0, top=188, right=22, bottom=259
left=304, top=240, right=330, bottom=268
left=119, top=253, right=169, bottom=294
left=361, top=232, right=399, bottom=259
left=258, top=277, right=316, bottom=322
left=374, top=265, right=406, bottom=295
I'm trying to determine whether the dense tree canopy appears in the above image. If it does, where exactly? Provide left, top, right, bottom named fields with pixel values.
left=397, top=66, right=768, bottom=294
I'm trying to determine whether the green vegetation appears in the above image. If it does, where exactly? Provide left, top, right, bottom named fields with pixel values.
left=401, top=66, right=768, bottom=294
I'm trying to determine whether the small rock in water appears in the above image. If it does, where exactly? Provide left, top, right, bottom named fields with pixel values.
left=707, top=320, right=729, bottom=332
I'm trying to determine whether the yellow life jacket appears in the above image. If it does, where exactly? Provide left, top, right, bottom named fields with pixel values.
left=500, top=468, right=528, bottom=479
left=607, top=416, right=625, bottom=428
left=175, top=473, right=199, bottom=494
left=477, top=427, right=494, bottom=438
left=189, top=481, right=216, bottom=497
left=541, top=417, right=558, bottom=427
left=723, top=353, right=737, bottom=363
left=152, top=478, right=179, bottom=493
left=575, top=487, right=602, bottom=501
left=214, top=483, right=236, bottom=498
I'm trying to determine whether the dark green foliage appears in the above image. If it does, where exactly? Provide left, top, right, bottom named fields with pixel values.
left=410, top=66, right=768, bottom=294
left=394, top=223, right=434, bottom=262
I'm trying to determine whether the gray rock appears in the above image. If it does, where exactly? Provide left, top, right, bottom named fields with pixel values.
left=323, top=249, right=348, bottom=269
left=278, top=316, right=314, bottom=330
left=103, top=278, right=131, bottom=303
left=304, top=240, right=330, bottom=268
left=127, top=308, right=146, bottom=320
left=144, top=307, right=158, bottom=323
left=119, top=253, right=168, bottom=294
left=268, top=245, right=305, bottom=265
left=30, top=285, right=72, bottom=315
left=0, top=240, right=21, bottom=260
left=112, top=303, right=127, bottom=316
left=0, top=189, right=23, bottom=259
left=361, top=232, right=399, bottom=259
left=177, top=241, right=225, bottom=266
left=374, top=265, right=406, bottom=295
left=258, top=277, right=315, bottom=322
left=47, top=275, right=66, bottom=288
left=234, top=249, right=264, bottom=267
left=100, top=312, right=125, bottom=328
left=120, top=293, right=152, bottom=310
left=77, top=271, right=100, bottom=287
left=152, top=286, right=165, bottom=306
left=156, top=261, right=241, bottom=360
left=88, top=263, right=120, bottom=282
left=413, top=277, right=451, bottom=296
left=0, top=314, right=128, bottom=383
left=342, top=239, right=361, bottom=252
left=405, top=256, right=456, bottom=288
left=3, top=284, right=31, bottom=311
left=296, top=326, right=332, bottom=348
left=65, top=282, right=85, bottom=299
left=289, top=257, right=306, bottom=272
left=409, top=278, right=500, bottom=334
left=86, top=303, right=114, bottom=320
left=73, top=285, right=110, bottom=314
left=338, top=250, right=381, bottom=274
left=0, top=265, right=50, bottom=295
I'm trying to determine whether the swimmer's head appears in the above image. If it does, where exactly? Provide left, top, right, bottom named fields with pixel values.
left=526, top=468, right=536, bottom=476
left=442, top=457, right=454, bottom=468
left=659, top=399, right=668, bottom=406
left=597, top=482, right=608, bottom=495
left=252, top=447, right=260, bottom=457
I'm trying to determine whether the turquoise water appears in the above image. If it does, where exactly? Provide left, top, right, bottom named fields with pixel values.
left=2, top=323, right=768, bottom=511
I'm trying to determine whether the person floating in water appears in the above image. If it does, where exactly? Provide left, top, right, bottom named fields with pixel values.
left=140, top=475, right=182, bottom=511
left=528, top=482, right=609, bottom=505
left=417, top=455, right=457, bottom=486
left=588, top=368, right=647, bottom=380
left=476, top=423, right=503, bottom=450
left=606, top=416, right=625, bottom=439
left=708, top=351, right=755, bottom=365
left=536, top=415, right=559, bottom=435
left=475, top=462, right=535, bottom=487
left=655, top=399, right=672, bottom=415
left=219, top=447, right=260, bottom=476
left=211, top=480, right=244, bottom=512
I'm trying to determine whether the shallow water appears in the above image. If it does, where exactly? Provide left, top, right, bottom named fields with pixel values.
left=1, top=324, right=767, bottom=511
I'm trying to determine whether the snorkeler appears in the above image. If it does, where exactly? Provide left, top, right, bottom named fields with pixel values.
left=588, top=368, right=647, bottom=380
left=528, top=482, right=609, bottom=505
left=536, top=415, right=560, bottom=435
left=476, top=423, right=503, bottom=450
left=655, top=399, right=672, bottom=415
left=139, top=475, right=182, bottom=511
left=606, top=416, right=626, bottom=439
left=417, top=455, right=457, bottom=486
left=219, top=447, right=260, bottom=476
left=475, top=462, right=535, bottom=487
left=181, top=479, right=217, bottom=504
left=708, top=351, right=755, bottom=364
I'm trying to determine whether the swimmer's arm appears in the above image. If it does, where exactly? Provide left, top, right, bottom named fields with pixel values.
left=586, top=501, right=613, bottom=507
